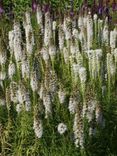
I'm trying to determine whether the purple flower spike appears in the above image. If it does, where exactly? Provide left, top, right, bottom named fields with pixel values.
left=70, top=10, right=74, bottom=17
left=112, top=2, right=117, bottom=11
left=0, top=6, right=4, bottom=15
left=43, top=4, right=50, bottom=13
left=32, top=0, right=37, bottom=12
left=104, top=7, right=109, bottom=15
left=98, top=7, right=103, bottom=15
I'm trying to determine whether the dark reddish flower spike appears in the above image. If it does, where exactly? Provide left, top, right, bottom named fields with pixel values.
left=32, top=0, right=37, bottom=12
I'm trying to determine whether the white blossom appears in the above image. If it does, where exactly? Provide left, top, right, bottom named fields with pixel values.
left=43, top=93, right=51, bottom=118
left=8, top=62, right=16, bottom=79
left=21, top=59, right=30, bottom=79
left=13, top=22, right=23, bottom=62
left=68, top=97, right=77, bottom=114
left=95, top=49, right=103, bottom=59
left=78, top=29, right=87, bottom=51
left=10, top=82, right=18, bottom=103
left=49, top=44, right=56, bottom=59
left=110, top=30, right=116, bottom=49
left=70, top=43, right=77, bottom=56
left=89, top=127, right=96, bottom=136
left=41, top=47, right=49, bottom=64
left=17, top=86, right=24, bottom=104
left=0, top=51, right=7, bottom=65
left=33, top=118, right=43, bottom=138
left=30, top=72, right=38, bottom=92
left=79, top=67, right=87, bottom=83
left=24, top=92, right=31, bottom=111
left=0, top=71, right=6, bottom=81
left=25, top=24, right=34, bottom=55
left=72, top=63, right=79, bottom=75
left=93, top=14, right=98, bottom=21
left=23, top=12, right=35, bottom=55
left=58, top=89, right=66, bottom=104
left=73, top=113, right=84, bottom=148
left=102, top=22, right=109, bottom=45
left=113, top=48, right=117, bottom=63
left=72, top=28, right=79, bottom=39
left=76, top=53, right=83, bottom=67
left=38, top=83, right=45, bottom=100
left=78, top=16, right=83, bottom=29
left=64, top=17, right=72, bottom=40
left=95, top=106, right=105, bottom=127
left=57, top=123, right=67, bottom=135
left=63, top=47, right=69, bottom=64
left=82, top=104, right=87, bottom=117
left=83, top=16, right=87, bottom=27
left=25, top=11, right=31, bottom=25
left=86, top=100, right=97, bottom=122
left=44, top=12, right=52, bottom=46
left=9, top=30, right=14, bottom=54
left=0, top=99, right=5, bottom=106
left=36, top=5, right=43, bottom=33
left=87, top=49, right=102, bottom=79
left=16, top=103, right=22, bottom=113
left=52, top=21, right=56, bottom=31
left=87, top=14, right=93, bottom=49
left=107, top=53, right=116, bottom=77
left=59, top=25, right=65, bottom=50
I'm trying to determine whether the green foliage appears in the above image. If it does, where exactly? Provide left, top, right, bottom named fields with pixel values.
left=2, top=0, right=85, bottom=20
left=3, top=0, right=31, bottom=20
left=12, top=0, right=31, bottom=20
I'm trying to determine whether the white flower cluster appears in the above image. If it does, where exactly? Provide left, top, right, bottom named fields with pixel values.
left=21, top=59, right=30, bottom=79
left=68, top=96, right=78, bottom=114
left=102, top=24, right=109, bottom=45
left=85, top=98, right=105, bottom=136
left=43, top=93, right=52, bottom=118
left=73, top=112, right=84, bottom=148
left=30, top=71, right=38, bottom=92
left=58, top=89, right=66, bottom=104
left=79, top=67, right=87, bottom=83
left=8, top=62, right=16, bottom=79
left=36, top=5, right=43, bottom=33
left=87, top=13, right=93, bottom=50
left=13, top=23, right=23, bottom=62
left=113, top=48, right=117, bottom=63
left=1, top=7, right=116, bottom=148
left=59, top=24, right=65, bottom=50
left=57, top=123, right=67, bottom=135
left=49, top=44, right=56, bottom=60
left=107, top=53, right=116, bottom=77
left=95, top=105, right=105, bottom=127
left=63, top=17, right=72, bottom=41
left=10, top=82, right=18, bottom=103
left=41, top=46, right=49, bottom=64
left=0, top=98, right=5, bottom=106
left=9, top=30, right=14, bottom=54
left=24, top=12, right=35, bottom=55
left=44, top=12, right=52, bottom=46
left=0, top=51, right=7, bottom=65
left=33, top=118, right=43, bottom=138
left=110, top=29, right=116, bottom=50
left=85, top=99, right=97, bottom=122
left=9, top=82, right=31, bottom=113
left=87, top=49, right=102, bottom=79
